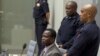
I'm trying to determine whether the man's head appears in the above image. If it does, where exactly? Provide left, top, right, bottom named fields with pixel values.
left=65, top=1, right=77, bottom=16
left=42, top=29, right=56, bottom=46
left=80, top=4, right=97, bottom=23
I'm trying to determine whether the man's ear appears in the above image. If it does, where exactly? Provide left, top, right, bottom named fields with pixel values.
left=87, top=12, right=91, bottom=18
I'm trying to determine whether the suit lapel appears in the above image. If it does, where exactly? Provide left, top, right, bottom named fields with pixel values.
left=40, top=44, right=56, bottom=56
left=45, top=44, right=56, bottom=55
left=40, top=50, right=45, bottom=56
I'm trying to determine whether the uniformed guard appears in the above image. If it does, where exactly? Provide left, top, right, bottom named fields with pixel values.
left=33, top=0, right=50, bottom=55
left=63, top=4, right=100, bottom=56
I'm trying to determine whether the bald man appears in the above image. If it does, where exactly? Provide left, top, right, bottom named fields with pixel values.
left=63, top=4, right=100, bottom=56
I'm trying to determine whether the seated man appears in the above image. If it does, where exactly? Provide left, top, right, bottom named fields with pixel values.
left=40, top=29, right=62, bottom=56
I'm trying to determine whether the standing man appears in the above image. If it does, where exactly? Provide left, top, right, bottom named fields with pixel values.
left=33, top=0, right=50, bottom=55
left=56, top=1, right=82, bottom=49
left=40, top=29, right=62, bottom=56
left=63, top=4, right=100, bottom=56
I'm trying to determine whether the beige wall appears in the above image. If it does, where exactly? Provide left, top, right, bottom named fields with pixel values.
left=53, top=0, right=64, bottom=32
left=0, top=0, right=35, bottom=53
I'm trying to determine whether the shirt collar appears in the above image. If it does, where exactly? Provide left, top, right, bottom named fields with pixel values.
left=44, top=43, right=54, bottom=53
left=84, top=20, right=96, bottom=26
left=66, top=13, right=79, bottom=20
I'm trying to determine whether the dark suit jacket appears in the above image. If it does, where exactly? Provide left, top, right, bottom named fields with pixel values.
left=56, top=13, right=82, bottom=49
left=40, top=44, right=62, bottom=56
left=67, top=21, right=100, bottom=56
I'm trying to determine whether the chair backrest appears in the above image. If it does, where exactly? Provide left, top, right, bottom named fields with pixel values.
left=27, top=40, right=37, bottom=56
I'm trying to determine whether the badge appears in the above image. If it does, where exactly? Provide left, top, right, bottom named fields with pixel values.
left=36, top=3, right=40, bottom=7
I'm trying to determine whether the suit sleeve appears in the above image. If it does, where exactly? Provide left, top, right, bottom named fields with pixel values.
left=67, top=29, right=93, bottom=56
left=63, top=37, right=74, bottom=49
left=42, top=2, right=49, bottom=13
left=56, top=19, right=65, bottom=44
left=56, top=28, right=62, bottom=44
left=56, top=18, right=66, bottom=44
left=63, top=18, right=81, bottom=49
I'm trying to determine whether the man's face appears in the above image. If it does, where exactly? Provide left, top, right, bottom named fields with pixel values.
left=42, top=30, right=53, bottom=46
left=65, top=4, right=76, bottom=16
left=80, top=8, right=88, bottom=23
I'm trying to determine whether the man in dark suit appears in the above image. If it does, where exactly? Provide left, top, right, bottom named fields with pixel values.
left=33, top=0, right=50, bottom=55
left=40, top=29, right=62, bottom=56
left=56, top=1, right=82, bottom=49
left=63, top=4, right=100, bottom=56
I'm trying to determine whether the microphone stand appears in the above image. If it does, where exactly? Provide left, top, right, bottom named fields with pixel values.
left=20, top=43, right=27, bottom=56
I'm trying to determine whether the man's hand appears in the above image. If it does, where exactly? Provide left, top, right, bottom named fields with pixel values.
left=46, top=12, right=50, bottom=24
left=63, top=53, right=67, bottom=56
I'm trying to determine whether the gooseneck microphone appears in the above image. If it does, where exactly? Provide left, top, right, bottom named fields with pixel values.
left=20, top=43, right=27, bottom=56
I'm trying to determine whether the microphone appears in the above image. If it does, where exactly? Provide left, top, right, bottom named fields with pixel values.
left=20, top=43, right=27, bottom=56
left=23, top=43, right=27, bottom=50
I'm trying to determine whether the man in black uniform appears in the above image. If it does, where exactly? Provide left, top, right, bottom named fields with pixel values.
left=63, top=4, right=100, bottom=56
left=56, top=1, right=82, bottom=49
left=33, top=0, right=50, bottom=55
